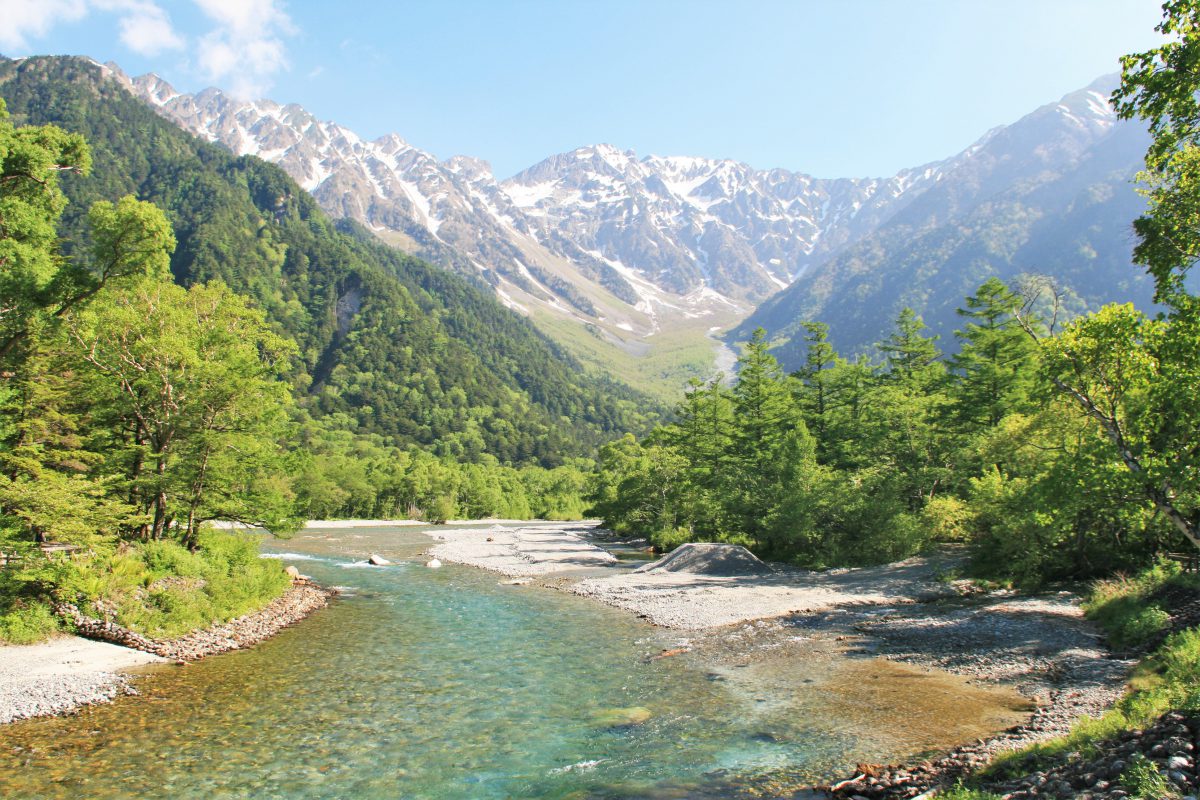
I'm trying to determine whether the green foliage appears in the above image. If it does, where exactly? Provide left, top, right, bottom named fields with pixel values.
left=950, top=278, right=1039, bottom=431
left=593, top=286, right=1194, bottom=579
left=1114, top=0, right=1200, bottom=302
left=68, top=278, right=300, bottom=542
left=590, top=325, right=938, bottom=566
left=290, top=417, right=590, bottom=523
left=1083, top=560, right=1194, bottom=650
left=0, top=598, right=60, bottom=644
left=51, top=530, right=292, bottom=639
left=0, top=95, right=90, bottom=359
left=0, top=56, right=656, bottom=467
left=1121, top=753, right=1176, bottom=799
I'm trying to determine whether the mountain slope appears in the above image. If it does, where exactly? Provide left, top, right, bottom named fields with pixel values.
left=113, top=67, right=971, bottom=384
left=736, top=77, right=1155, bottom=366
left=110, top=62, right=1151, bottom=379
left=0, top=55, right=654, bottom=463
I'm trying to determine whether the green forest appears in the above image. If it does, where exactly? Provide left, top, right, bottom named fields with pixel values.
left=591, top=24, right=1200, bottom=588
left=3, top=3, right=1200, bottom=673
left=0, top=59, right=638, bottom=643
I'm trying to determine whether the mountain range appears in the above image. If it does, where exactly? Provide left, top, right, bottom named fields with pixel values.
left=39, top=59, right=1159, bottom=378
left=0, top=55, right=653, bottom=463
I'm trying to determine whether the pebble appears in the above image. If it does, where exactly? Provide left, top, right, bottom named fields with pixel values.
left=822, top=711, right=1200, bottom=800
left=0, top=583, right=337, bottom=724
left=55, top=584, right=336, bottom=662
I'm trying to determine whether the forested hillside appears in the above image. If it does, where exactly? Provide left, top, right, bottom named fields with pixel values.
left=736, top=78, right=1160, bottom=368
left=0, top=56, right=654, bottom=466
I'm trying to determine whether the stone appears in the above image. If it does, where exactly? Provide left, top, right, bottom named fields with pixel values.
left=367, top=554, right=391, bottom=566
left=593, top=706, right=652, bottom=728
left=1168, top=755, right=1192, bottom=770
left=285, top=565, right=301, bottom=579
left=426, top=558, right=442, bottom=568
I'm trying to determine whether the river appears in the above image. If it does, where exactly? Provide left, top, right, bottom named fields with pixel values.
left=0, top=524, right=1029, bottom=798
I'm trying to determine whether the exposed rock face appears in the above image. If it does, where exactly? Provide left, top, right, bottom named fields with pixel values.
left=55, top=583, right=336, bottom=662
left=108, top=64, right=1145, bottom=368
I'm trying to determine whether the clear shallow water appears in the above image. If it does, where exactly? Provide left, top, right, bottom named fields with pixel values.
left=0, top=525, right=1030, bottom=799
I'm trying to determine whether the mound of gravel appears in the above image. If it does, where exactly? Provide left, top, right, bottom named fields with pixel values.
left=635, top=543, right=773, bottom=577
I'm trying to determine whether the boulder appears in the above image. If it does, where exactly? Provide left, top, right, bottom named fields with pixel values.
left=426, top=558, right=442, bottom=568
left=593, top=706, right=652, bottom=728
left=635, top=542, right=773, bottom=577
left=367, top=554, right=391, bottom=566
left=284, top=565, right=301, bottom=579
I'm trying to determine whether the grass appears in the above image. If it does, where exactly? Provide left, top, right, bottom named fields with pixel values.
left=529, top=306, right=742, bottom=403
left=1082, top=558, right=1190, bottom=650
left=0, top=529, right=291, bottom=644
left=983, top=561, right=1200, bottom=781
left=1120, top=753, right=1177, bottom=799
left=937, top=784, right=1004, bottom=800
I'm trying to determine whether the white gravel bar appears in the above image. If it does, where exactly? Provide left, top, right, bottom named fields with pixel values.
left=0, top=637, right=166, bottom=724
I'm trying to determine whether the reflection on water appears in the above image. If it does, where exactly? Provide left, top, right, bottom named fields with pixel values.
left=0, top=525, right=1029, bottom=799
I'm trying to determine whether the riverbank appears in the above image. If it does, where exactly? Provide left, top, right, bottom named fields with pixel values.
left=0, top=637, right=166, bottom=724
left=427, top=522, right=1135, bottom=795
left=0, top=582, right=336, bottom=725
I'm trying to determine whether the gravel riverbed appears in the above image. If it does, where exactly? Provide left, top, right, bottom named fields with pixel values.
left=0, top=581, right=335, bottom=725
left=429, top=523, right=1140, bottom=798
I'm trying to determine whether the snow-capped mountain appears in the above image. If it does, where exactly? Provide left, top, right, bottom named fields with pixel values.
left=737, top=76, right=1148, bottom=365
left=109, top=63, right=1135, bottom=372
left=109, top=65, right=954, bottom=341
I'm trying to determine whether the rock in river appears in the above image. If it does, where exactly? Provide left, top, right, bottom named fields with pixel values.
left=593, top=706, right=652, bottom=728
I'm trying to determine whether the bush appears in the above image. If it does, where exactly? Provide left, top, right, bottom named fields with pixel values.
left=1120, top=753, right=1174, bottom=799
left=0, top=530, right=292, bottom=642
left=649, top=526, right=693, bottom=552
left=1084, top=560, right=1188, bottom=650
left=0, top=600, right=60, bottom=644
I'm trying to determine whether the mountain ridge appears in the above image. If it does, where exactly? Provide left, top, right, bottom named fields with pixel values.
left=0, top=54, right=654, bottom=462
left=99, top=59, right=1145, bottom=374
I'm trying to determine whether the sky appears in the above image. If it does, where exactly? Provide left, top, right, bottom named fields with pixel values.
left=0, top=0, right=1170, bottom=180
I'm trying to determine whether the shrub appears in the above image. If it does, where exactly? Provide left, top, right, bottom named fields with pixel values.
left=1120, top=753, right=1174, bottom=799
left=0, top=600, right=60, bottom=644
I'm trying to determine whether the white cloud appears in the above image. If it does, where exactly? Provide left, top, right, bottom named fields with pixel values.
left=0, top=0, right=295, bottom=99
left=0, top=0, right=88, bottom=52
left=0, top=0, right=182, bottom=57
left=94, top=0, right=184, bottom=56
left=194, top=0, right=294, bottom=98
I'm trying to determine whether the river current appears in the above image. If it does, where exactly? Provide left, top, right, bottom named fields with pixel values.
left=0, top=524, right=1029, bottom=798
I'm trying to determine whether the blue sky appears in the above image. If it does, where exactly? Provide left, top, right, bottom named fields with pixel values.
left=0, top=0, right=1168, bottom=179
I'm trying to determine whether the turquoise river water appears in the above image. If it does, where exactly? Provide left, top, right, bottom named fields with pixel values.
left=0, top=524, right=1030, bottom=799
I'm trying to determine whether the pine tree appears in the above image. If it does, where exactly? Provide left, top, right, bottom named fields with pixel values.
left=950, top=278, right=1039, bottom=430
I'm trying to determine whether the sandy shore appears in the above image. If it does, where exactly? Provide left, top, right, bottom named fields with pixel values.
left=0, top=637, right=166, bottom=724
left=427, top=521, right=1133, bottom=772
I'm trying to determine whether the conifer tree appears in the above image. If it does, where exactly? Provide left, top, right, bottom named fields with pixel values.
left=950, top=278, right=1039, bottom=430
